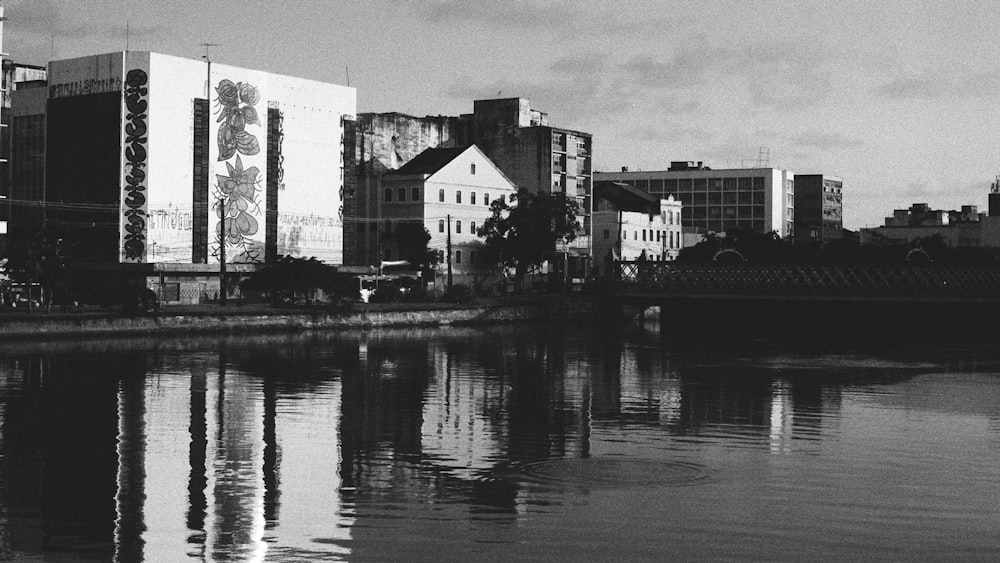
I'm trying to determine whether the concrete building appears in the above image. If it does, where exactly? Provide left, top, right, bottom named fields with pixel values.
left=593, top=181, right=682, bottom=278
left=860, top=200, right=1000, bottom=247
left=989, top=175, right=999, bottom=218
left=793, top=174, right=843, bottom=245
left=22, top=51, right=355, bottom=303
left=1, top=61, right=48, bottom=245
left=463, top=98, right=593, bottom=277
left=350, top=112, right=462, bottom=265
left=380, top=145, right=516, bottom=288
left=594, top=161, right=795, bottom=240
left=351, top=98, right=593, bottom=280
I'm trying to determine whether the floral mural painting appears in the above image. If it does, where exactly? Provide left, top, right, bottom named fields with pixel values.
left=213, top=79, right=264, bottom=263
left=122, top=68, right=149, bottom=262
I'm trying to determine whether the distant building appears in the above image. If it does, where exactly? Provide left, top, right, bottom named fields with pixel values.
left=860, top=200, right=1000, bottom=247
left=593, top=181, right=683, bottom=278
left=594, top=162, right=795, bottom=239
left=350, top=112, right=463, bottom=265
left=380, top=145, right=515, bottom=288
left=463, top=98, right=593, bottom=271
left=1, top=61, right=48, bottom=246
left=15, top=51, right=355, bottom=304
left=793, top=174, right=843, bottom=245
left=351, top=98, right=593, bottom=281
left=989, top=175, right=1000, bottom=218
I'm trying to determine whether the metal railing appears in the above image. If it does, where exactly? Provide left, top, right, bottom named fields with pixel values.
left=615, top=261, right=1000, bottom=299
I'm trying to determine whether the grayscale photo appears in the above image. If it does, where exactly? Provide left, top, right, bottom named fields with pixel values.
left=1, top=0, right=999, bottom=560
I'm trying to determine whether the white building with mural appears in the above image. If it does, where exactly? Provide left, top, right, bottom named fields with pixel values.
left=37, top=51, right=355, bottom=303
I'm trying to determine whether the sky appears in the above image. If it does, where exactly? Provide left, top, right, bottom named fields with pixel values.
left=4, top=0, right=1000, bottom=230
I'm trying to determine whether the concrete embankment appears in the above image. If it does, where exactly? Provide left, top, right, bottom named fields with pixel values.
left=0, top=296, right=604, bottom=340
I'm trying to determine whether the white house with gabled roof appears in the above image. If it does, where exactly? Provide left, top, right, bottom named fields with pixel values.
left=380, top=144, right=516, bottom=288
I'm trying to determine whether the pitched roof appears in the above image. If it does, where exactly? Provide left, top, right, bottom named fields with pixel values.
left=594, top=180, right=659, bottom=213
left=387, top=146, right=469, bottom=177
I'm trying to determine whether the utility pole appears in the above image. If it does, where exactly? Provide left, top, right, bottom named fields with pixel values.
left=446, top=214, right=453, bottom=290
left=201, top=43, right=225, bottom=306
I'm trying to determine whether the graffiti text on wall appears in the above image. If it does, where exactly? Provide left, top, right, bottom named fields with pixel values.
left=122, top=69, right=149, bottom=262
left=50, top=77, right=123, bottom=99
left=148, top=208, right=193, bottom=231
left=214, top=79, right=264, bottom=263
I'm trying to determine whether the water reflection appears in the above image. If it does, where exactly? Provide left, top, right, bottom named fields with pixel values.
left=1, top=326, right=999, bottom=560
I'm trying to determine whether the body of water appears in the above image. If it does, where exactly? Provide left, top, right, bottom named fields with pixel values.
left=1, top=323, right=999, bottom=561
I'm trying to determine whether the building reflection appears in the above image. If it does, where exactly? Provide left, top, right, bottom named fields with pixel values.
left=2, top=328, right=996, bottom=560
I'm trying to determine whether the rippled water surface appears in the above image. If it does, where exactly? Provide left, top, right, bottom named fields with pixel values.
left=1, top=324, right=999, bottom=561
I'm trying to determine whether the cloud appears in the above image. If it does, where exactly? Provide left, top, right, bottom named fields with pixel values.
left=787, top=131, right=863, bottom=151
left=404, top=0, right=674, bottom=36
left=876, top=69, right=1000, bottom=100
left=444, top=53, right=638, bottom=125
left=619, top=37, right=839, bottom=110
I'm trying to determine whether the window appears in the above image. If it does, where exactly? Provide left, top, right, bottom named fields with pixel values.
left=642, top=230, right=646, bottom=242
left=412, top=187, right=420, bottom=201
left=484, top=193, right=490, bottom=206
left=471, top=250, right=477, bottom=264
left=603, top=229, right=610, bottom=240
left=471, top=221, right=476, bottom=234
left=438, top=220, right=445, bottom=233
left=439, top=189, right=445, bottom=202
left=470, top=163, right=476, bottom=175
left=456, top=191, right=462, bottom=204
left=471, top=192, right=477, bottom=205
left=384, top=188, right=393, bottom=202
left=438, top=250, right=445, bottom=262
left=397, top=187, right=406, bottom=202
left=455, top=250, right=462, bottom=264
left=456, top=220, right=462, bottom=234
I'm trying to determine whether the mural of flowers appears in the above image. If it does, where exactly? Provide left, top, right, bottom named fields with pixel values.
left=216, top=79, right=260, bottom=161
left=214, top=78, right=264, bottom=263
left=215, top=154, right=261, bottom=245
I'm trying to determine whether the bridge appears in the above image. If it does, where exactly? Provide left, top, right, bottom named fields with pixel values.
left=609, top=261, right=1000, bottom=336
left=614, top=261, right=1000, bottom=301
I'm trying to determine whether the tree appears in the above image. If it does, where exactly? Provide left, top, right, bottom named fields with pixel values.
left=477, top=188, right=580, bottom=287
left=388, top=223, right=439, bottom=278
left=240, top=255, right=336, bottom=304
left=3, top=226, right=73, bottom=311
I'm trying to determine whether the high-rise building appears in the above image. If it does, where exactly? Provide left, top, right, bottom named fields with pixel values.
left=594, top=162, right=795, bottom=239
left=463, top=98, right=592, bottom=276
left=793, top=174, right=843, bottom=244
left=351, top=98, right=593, bottom=279
left=20, top=51, right=355, bottom=303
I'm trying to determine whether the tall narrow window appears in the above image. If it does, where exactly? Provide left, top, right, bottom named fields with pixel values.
left=455, top=250, right=462, bottom=264
left=484, top=193, right=490, bottom=206
left=412, top=187, right=420, bottom=201
left=471, top=192, right=477, bottom=205
left=439, top=189, right=445, bottom=202
left=397, top=187, right=406, bottom=202
left=456, top=220, right=462, bottom=234
left=470, top=221, right=476, bottom=235
left=470, top=163, right=476, bottom=175
left=439, top=220, right=444, bottom=233
left=456, top=191, right=462, bottom=204
left=384, top=188, right=393, bottom=202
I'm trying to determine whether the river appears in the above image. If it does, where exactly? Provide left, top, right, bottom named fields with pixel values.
left=1, top=322, right=999, bottom=561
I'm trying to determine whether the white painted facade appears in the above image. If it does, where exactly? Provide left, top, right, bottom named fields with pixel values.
left=594, top=168, right=795, bottom=239
left=593, top=196, right=684, bottom=271
left=47, top=51, right=355, bottom=265
left=380, top=145, right=516, bottom=278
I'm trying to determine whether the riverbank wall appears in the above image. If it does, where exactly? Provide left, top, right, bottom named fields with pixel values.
left=0, top=295, right=604, bottom=340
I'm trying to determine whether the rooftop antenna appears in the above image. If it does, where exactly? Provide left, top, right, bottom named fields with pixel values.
left=345, top=65, right=350, bottom=87
left=742, top=146, right=770, bottom=168
left=125, top=19, right=129, bottom=51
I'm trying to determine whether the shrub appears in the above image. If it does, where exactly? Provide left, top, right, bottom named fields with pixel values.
left=441, top=284, right=474, bottom=304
